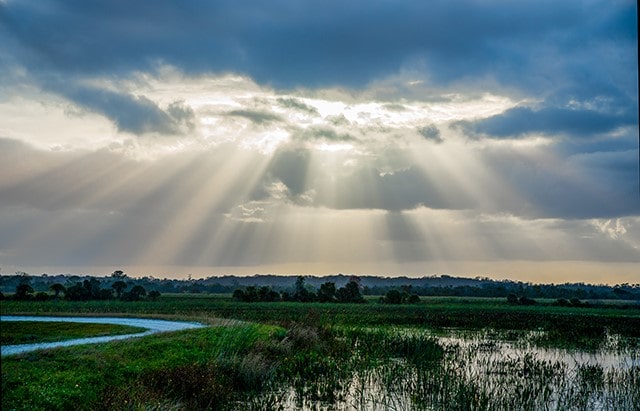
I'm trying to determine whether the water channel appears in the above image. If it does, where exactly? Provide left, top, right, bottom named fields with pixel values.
left=0, top=315, right=205, bottom=356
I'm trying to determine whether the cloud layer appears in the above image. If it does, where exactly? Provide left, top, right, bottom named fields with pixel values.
left=0, top=0, right=637, bottom=279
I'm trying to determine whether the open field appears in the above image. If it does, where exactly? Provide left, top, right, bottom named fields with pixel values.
left=2, top=295, right=639, bottom=410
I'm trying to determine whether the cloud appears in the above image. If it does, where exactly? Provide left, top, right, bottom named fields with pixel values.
left=54, top=83, right=195, bottom=135
left=276, top=97, right=318, bottom=115
left=0, top=1, right=637, bottom=276
left=294, top=126, right=357, bottom=144
left=458, top=106, right=636, bottom=139
left=1, top=0, right=635, bottom=94
left=592, top=219, right=627, bottom=240
left=264, top=148, right=310, bottom=196
left=417, top=124, right=442, bottom=143
left=227, top=109, right=282, bottom=125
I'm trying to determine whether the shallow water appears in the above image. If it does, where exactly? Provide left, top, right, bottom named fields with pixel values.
left=0, top=315, right=204, bottom=356
left=247, top=328, right=640, bottom=411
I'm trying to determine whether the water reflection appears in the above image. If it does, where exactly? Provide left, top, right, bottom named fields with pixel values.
left=243, top=328, right=639, bottom=411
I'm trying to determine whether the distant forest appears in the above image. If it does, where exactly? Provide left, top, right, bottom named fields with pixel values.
left=0, top=272, right=638, bottom=301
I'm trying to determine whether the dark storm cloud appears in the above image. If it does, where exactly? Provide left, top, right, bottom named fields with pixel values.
left=458, top=106, right=636, bottom=139
left=1, top=0, right=636, bottom=145
left=1, top=0, right=635, bottom=93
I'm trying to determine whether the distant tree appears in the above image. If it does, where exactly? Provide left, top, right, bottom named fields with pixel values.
left=293, top=276, right=305, bottom=297
left=244, top=286, right=259, bottom=302
left=381, top=289, right=404, bottom=304
left=50, top=283, right=66, bottom=299
left=111, top=270, right=127, bottom=279
left=65, top=283, right=91, bottom=301
left=0, top=292, right=4, bottom=300
left=96, top=288, right=114, bottom=300
left=131, top=285, right=147, bottom=297
left=148, top=290, right=161, bottom=300
left=336, top=281, right=365, bottom=303
left=317, top=282, right=336, bottom=302
left=14, top=283, right=34, bottom=300
left=233, top=289, right=247, bottom=302
left=17, top=272, right=31, bottom=285
left=258, top=286, right=280, bottom=302
left=406, top=294, right=421, bottom=304
left=112, top=281, right=127, bottom=299
left=506, top=294, right=519, bottom=305
left=293, top=276, right=315, bottom=302
left=83, top=278, right=103, bottom=299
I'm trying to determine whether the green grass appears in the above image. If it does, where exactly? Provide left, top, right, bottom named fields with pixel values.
left=2, top=295, right=639, bottom=410
left=0, top=321, right=147, bottom=345
left=3, top=295, right=639, bottom=337
left=1, top=324, right=281, bottom=411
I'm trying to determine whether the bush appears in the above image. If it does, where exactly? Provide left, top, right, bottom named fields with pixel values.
left=33, top=292, right=49, bottom=301
left=14, top=283, right=34, bottom=300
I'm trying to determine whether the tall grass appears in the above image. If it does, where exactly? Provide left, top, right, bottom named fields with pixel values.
left=245, top=328, right=639, bottom=410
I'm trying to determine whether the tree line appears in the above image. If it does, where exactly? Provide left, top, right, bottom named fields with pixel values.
left=3, top=271, right=160, bottom=302
left=1, top=272, right=639, bottom=301
left=232, top=276, right=421, bottom=305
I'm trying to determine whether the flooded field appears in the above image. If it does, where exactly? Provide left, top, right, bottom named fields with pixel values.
left=2, top=296, right=639, bottom=410
left=246, top=328, right=640, bottom=411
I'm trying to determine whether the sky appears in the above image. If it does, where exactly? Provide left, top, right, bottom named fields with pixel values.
left=0, top=0, right=638, bottom=284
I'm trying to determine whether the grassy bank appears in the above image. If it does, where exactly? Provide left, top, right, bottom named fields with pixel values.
left=0, top=321, right=146, bottom=345
left=1, top=324, right=281, bottom=410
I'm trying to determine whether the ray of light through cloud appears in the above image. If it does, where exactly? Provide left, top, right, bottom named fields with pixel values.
left=0, top=0, right=638, bottom=283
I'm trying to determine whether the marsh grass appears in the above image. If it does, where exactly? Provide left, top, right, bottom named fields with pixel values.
left=2, top=296, right=639, bottom=410
left=245, top=326, right=639, bottom=411
left=0, top=321, right=147, bottom=345
left=1, top=324, right=282, bottom=411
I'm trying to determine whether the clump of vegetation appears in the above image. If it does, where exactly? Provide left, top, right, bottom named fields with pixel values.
left=233, top=276, right=366, bottom=304
left=380, top=288, right=421, bottom=304
left=233, top=286, right=281, bottom=302
left=554, top=298, right=590, bottom=308
left=507, top=293, right=537, bottom=305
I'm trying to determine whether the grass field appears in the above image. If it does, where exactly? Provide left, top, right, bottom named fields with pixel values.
left=1, top=295, right=639, bottom=410
left=0, top=321, right=147, bottom=345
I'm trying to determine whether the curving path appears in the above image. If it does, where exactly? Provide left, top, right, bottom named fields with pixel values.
left=0, top=315, right=205, bottom=356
